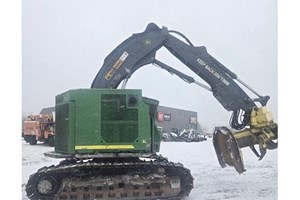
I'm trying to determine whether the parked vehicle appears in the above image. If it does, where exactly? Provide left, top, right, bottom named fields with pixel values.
left=180, top=129, right=207, bottom=142
left=162, top=128, right=207, bottom=142
left=23, top=114, right=55, bottom=146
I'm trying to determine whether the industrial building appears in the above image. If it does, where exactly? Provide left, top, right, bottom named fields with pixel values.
left=157, top=105, right=198, bottom=133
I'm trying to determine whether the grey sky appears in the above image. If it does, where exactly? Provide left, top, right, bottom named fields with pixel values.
left=22, top=0, right=277, bottom=131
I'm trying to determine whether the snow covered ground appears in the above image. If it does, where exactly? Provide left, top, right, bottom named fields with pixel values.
left=22, top=138, right=277, bottom=200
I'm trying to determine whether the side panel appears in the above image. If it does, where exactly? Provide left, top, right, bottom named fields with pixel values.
left=100, top=94, right=139, bottom=143
left=73, top=90, right=101, bottom=149
left=143, top=97, right=161, bottom=152
left=55, top=101, right=75, bottom=153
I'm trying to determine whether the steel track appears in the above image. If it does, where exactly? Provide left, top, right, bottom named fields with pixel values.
left=26, top=156, right=193, bottom=200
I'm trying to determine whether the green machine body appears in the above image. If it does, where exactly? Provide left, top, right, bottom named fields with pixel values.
left=54, top=89, right=161, bottom=155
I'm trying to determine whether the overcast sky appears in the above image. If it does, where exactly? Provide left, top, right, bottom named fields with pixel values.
left=22, top=0, right=277, bottom=131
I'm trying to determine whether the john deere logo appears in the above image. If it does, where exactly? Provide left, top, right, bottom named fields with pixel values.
left=145, top=39, right=152, bottom=45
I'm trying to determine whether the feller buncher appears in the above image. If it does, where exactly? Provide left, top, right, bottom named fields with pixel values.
left=26, top=23, right=277, bottom=200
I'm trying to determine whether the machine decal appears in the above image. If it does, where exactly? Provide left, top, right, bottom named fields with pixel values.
left=75, top=144, right=134, bottom=150
left=197, top=58, right=230, bottom=86
left=158, top=112, right=164, bottom=122
left=105, top=51, right=129, bottom=80
left=145, top=39, right=152, bottom=45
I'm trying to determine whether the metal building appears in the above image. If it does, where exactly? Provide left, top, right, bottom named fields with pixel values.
left=157, top=105, right=197, bottom=133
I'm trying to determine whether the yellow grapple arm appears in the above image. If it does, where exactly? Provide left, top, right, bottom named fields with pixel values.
left=213, top=107, right=277, bottom=173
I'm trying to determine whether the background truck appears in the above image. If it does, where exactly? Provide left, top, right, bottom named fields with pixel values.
left=23, top=113, right=55, bottom=146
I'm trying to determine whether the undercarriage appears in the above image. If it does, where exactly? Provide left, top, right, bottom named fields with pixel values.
left=26, top=154, right=193, bottom=200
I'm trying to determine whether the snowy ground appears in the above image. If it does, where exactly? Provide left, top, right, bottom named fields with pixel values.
left=22, top=139, right=277, bottom=200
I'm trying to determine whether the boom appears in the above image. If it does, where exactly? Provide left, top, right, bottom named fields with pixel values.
left=92, top=23, right=270, bottom=130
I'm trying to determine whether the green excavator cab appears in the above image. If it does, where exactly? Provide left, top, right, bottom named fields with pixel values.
left=54, top=89, right=161, bottom=155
